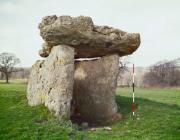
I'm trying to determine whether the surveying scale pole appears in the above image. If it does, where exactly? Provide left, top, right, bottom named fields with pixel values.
left=132, top=64, right=135, bottom=116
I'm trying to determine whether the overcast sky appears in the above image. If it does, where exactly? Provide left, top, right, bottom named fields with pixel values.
left=0, top=0, right=180, bottom=67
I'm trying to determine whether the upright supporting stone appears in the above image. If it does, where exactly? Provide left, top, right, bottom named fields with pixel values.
left=27, top=45, right=74, bottom=118
left=72, top=54, right=121, bottom=124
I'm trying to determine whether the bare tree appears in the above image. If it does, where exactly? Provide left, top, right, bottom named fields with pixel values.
left=0, top=53, right=20, bottom=83
left=117, top=56, right=131, bottom=86
left=119, top=56, right=130, bottom=76
left=143, top=58, right=180, bottom=87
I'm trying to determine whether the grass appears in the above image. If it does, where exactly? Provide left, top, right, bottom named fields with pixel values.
left=0, top=80, right=180, bottom=140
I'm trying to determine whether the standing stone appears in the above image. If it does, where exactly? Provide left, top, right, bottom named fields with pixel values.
left=27, top=60, right=45, bottom=106
left=72, top=54, right=121, bottom=124
left=27, top=45, right=74, bottom=118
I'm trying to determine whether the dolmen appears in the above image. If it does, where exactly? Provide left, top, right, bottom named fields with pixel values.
left=27, top=15, right=140, bottom=125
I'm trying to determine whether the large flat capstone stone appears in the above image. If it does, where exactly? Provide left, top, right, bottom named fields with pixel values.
left=39, top=15, right=140, bottom=58
left=72, top=54, right=121, bottom=124
left=27, top=45, right=74, bottom=118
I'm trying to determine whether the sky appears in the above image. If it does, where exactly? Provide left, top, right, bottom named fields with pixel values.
left=0, top=0, right=180, bottom=67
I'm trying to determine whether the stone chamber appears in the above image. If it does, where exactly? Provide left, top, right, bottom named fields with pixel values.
left=27, top=15, right=140, bottom=125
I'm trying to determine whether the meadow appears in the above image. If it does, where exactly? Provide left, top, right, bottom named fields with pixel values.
left=0, top=80, right=180, bottom=140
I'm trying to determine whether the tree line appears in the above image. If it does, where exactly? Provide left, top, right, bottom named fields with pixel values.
left=0, top=52, right=180, bottom=87
left=143, top=58, right=180, bottom=87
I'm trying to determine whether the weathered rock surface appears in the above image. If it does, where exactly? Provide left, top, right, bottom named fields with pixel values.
left=39, top=15, right=140, bottom=58
left=72, top=54, right=121, bottom=124
left=27, top=45, right=74, bottom=118
left=27, top=60, right=45, bottom=106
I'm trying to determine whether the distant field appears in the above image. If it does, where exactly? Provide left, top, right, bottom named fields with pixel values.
left=0, top=81, right=180, bottom=140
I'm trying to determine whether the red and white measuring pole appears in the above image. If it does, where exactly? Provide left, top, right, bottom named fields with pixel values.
left=132, top=64, right=136, bottom=116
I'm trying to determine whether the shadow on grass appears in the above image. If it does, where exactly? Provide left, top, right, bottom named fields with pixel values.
left=116, top=95, right=180, bottom=116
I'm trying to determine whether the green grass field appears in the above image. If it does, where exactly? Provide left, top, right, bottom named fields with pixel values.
left=0, top=81, right=180, bottom=140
